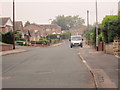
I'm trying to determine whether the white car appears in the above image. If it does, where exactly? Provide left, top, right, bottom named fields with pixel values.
left=70, top=35, right=83, bottom=48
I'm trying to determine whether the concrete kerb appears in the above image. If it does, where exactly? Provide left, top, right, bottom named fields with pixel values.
left=0, top=49, right=28, bottom=56
left=51, top=40, right=66, bottom=47
left=78, top=52, right=98, bottom=89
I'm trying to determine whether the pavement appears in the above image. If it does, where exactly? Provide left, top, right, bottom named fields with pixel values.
left=78, top=43, right=119, bottom=88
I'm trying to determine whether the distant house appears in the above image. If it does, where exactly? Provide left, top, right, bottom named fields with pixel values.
left=23, top=24, right=61, bottom=41
left=15, top=21, right=23, bottom=33
left=69, top=26, right=87, bottom=35
left=23, top=24, right=43, bottom=41
left=39, top=24, right=61, bottom=35
left=23, top=29, right=40, bottom=41
left=0, top=17, right=13, bottom=33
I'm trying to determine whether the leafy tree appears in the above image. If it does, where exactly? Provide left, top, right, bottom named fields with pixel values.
left=52, top=15, right=84, bottom=30
left=84, top=27, right=96, bottom=45
left=24, top=21, right=30, bottom=27
left=101, top=15, right=120, bottom=43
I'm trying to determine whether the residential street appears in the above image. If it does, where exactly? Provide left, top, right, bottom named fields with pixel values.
left=2, top=41, right=94, bottom=88
left=1, top=1, right=120, bottom=89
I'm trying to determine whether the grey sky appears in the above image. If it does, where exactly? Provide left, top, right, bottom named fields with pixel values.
left=0, top=0, right=119, bottom=25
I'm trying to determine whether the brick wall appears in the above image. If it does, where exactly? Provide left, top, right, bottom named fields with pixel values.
left=0, top=45, right=13, bottom=51
left=104, top=40, right=120, bottom=57
left=104, top=43, right=114, bottom=54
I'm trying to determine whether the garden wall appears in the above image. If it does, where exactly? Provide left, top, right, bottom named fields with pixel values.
left=104, top=43, right=114, bottom=54
left=104, top=40, right=120, bottom=57
left=0, top=45, right=13, bottom=51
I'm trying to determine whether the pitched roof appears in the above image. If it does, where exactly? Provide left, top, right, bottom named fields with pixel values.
left=15, top=21, right=23, bottom=30
left=29, top=23, right=61, bottom=29
left=0, top=17, right=12, bottom=27
left=39, top=24, right=61, bottom=29
left=23, top=29, right=39, bottom=37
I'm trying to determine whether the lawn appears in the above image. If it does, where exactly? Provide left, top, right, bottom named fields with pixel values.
left=0, top=42, right=10, bottom=45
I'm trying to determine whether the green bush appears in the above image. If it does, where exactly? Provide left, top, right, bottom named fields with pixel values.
left=16, top=41, right=25, bottom=45
left=101, top=15, right=120, bottom=43
left=37, top=38, right=50, bottom=45
left=51, top=39, right=60, bottom=44
left=2, top=31, right=14, bottom=44
left=19, top=38, right=26, bottom=41
left=31, top=41, right=36, bottom=44
left=61, top=32, right=71, bottom=39
left=46, top=34, right=61, bottom=39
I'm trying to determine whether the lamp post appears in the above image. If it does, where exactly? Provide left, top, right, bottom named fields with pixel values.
left=87, top=10, right=89, bottom=28
left=13, top=0, right=15, bottom=49
left=95, top=0, right=98, bottom=51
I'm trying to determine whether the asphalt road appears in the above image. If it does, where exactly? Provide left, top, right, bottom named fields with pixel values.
left=2, top=42, right=94, bottom=88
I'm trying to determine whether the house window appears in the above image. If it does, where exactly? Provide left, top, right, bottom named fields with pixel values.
left=46, top=29, right=50, bottom=31
left=52, top=28, right=55, bottom=31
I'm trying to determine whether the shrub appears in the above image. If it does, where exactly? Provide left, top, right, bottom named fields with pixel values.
left=51, top=39, right=60, bottom=44
left=46, top=34, right=61, bottom=39
left=101, top=15, right=120, bottom=43
left=16, top=41, right=25, bottom=45
left=19, top=38, right=26, bottom=41
left=2, top=31, right=14, bottom=44
left=61, top=32, right=71, bottom=39
left=37, top=38, right=50, bottom=45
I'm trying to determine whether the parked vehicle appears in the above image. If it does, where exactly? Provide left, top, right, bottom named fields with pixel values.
left=69, top=35, right=83, bottom=48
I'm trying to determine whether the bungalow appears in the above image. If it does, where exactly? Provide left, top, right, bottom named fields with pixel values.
left=23, top=29, right=40, bottom=41
left=39, top=24, right=61, bottom=35
left=23, top=24, right=61, bottom=41
left=15, top=21, right=23, bottom=33
left=69, top=25, right=87, bottom=35
left=0, top=17, right=13, bottom=33
left=23, top=24, right=43, bottom=41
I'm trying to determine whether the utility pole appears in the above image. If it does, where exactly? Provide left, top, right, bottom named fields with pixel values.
left=87, top=10, right=89, bottom=28
left=118, top=1, right=120, bottom=15
left=95, top=0, right=98, bottom=51
left=13, top=0, right=15, bottom=49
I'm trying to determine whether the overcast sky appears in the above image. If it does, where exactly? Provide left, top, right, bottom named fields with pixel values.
left=0, top=0, right=119, bottom=25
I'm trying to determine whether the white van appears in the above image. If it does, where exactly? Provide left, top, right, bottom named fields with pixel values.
left=69, top=35, right=83, bottom=48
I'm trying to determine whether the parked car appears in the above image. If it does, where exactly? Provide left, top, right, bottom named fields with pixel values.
left=69, top=35, right=83, bottom=48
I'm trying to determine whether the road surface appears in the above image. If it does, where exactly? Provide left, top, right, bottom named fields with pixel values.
left=2, top=42, right=94, bottom=88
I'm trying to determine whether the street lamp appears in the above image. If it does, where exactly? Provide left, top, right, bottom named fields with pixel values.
left=87, top=10, right=89, bottom=28
left=13, top=0, right=15, bottom=49
left=95, top=0, right=98, bottom=51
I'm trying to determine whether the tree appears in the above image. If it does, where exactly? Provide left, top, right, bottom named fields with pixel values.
left=101, top=15, right=120, bottom=43
left=24, top=21, right=30, bottom=27
left=52, top=15, right=84, bottom=30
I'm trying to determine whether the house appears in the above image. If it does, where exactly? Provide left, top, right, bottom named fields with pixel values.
left=39, top=24, right=61, bottom=35
left=0, top=17, right=13, bottom=33
left=23, top=29, right=40, bottom=41
left=15, top=21, right=23, bottom=33
left=23, top=24, right=43, bottom=41
left=69, top=25, right=87, bottom=35
left=23, top=24, right=61, bottom=41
